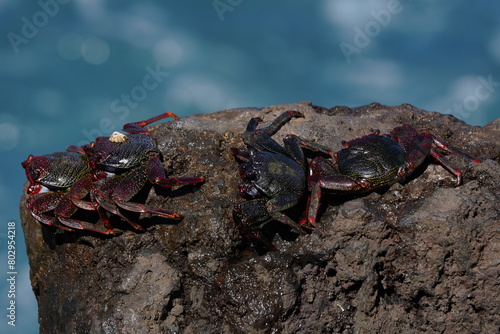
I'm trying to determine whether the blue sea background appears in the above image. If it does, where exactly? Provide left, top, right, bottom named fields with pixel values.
left=1, top=1, right=499, bottom=333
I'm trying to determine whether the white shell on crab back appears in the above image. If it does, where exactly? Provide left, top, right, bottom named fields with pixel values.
left=109, top=131, right=128, bottom=143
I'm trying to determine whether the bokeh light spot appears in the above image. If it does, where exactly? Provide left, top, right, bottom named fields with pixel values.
left=0, top=123, right=20, bottom=151
left=153, top=39, right=183, bottom=67
left=81, top=37, right=110, bottom=65
left=57, top=32, right=84, bottom=60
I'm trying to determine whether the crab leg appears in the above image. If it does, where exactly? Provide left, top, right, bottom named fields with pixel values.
left=92, top=174, right=147, bottom=231
left=283, top=134, right=307, bottom=168
left=230, top=147, right=251, bottom=163
left=54, top=197, right=85, bottom=230
left=429, top=148, right=464, bottom=186
left=27, top=192, right=73, bottom=231
left=112, top=167, right=183, bottom=220
left=53, top=196, right=113, bottom=234
left=289, top=134, right=334, bottom=156
left=233, top=199, right=278, bottom=251
left=254, top=110, right=304, bottom=137
left=404, top=133, right=480, bottom=185
left=305, top=175, right=364, bottom=226
left=243, top=117, right=289, bottom=157
left=145, top=153, right=204, bottom=187
left=266, top=193, right=307, bottom=235
left=122, top=112, right=179, bottom=134
left=68, top=175, right=96, bottom=210
left=65, top=145, right=86, bottom=154
left=303, top=182, right=322, bottom=228
left=57, top=198, right=113, bottom=234
left=154, top=176, right=205, bottom=187
left=242, top=110, right=304, bottom=157
left=431, top=136, right=480, bottom=164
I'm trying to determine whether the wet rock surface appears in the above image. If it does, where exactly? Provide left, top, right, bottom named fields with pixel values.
left=21, top=102, right=500, bottom=333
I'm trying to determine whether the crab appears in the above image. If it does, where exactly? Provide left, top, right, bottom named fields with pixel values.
left=84, top=112, right=205, bottom=231
left=21, top=146, right=113, bottom=234
left=290, top=124, right=480, bottom=225
left=231, top=110, right=311, bottom=246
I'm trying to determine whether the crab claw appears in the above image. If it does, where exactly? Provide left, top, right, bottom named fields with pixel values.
left=22, top=155, right=49, bottom=194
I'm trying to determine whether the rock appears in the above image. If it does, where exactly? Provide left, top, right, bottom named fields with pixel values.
left=21, top=102, right=500, bottom=333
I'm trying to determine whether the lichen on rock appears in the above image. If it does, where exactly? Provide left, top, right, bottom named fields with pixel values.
left=21, top=102, right=500, bottom=333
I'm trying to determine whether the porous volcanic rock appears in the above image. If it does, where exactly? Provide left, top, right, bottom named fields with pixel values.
left=21, top=102, right=500, bottom=333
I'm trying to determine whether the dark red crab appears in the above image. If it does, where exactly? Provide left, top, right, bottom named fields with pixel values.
left=21, top=146, right=113, bottom=234
left=291, top=124, right=480, bottom=225
left=84, top=112, right=205, bottom=231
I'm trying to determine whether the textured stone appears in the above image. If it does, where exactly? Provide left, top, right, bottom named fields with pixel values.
left=21, top=102, right=500, bottom=333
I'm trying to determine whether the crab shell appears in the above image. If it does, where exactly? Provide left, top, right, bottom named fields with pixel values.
left=22, top=152, right=92, bottom=195
left=87, top=133, right=157, bottom=172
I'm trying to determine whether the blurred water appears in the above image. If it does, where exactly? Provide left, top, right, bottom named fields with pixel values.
left=1, top=1, right=499, bottom=333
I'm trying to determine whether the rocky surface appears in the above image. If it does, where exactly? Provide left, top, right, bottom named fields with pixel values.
left=21, top=102, right=500, bottom=333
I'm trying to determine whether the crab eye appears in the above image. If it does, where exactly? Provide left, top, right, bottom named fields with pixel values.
left=93, top=152, right=103, bottom=162
left=32, top=168, right=41, bottom=180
